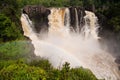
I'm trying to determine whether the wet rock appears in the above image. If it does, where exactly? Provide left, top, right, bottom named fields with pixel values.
left=23, top=5, right=50, bottom=33
left=22, top=6, right=86, bottom=33
left=69, top=7, right=85, bottom=32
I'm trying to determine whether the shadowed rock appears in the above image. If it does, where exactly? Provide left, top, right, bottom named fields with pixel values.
left=22, top=6, right=86, bottom=33
left=69, top=7, right=85, bottom=32
left=23, top=5, right=50, bottom=33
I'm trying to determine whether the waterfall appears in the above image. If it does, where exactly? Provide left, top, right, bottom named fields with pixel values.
left=64, top=8, right=70, bottom=34
left=48, top=8, right=66, bottom=36
left=21, top=7, right=120, bottom=80
left=75, top=8, right=79, bottom=33
left=81, top=11, right=99, bottom=39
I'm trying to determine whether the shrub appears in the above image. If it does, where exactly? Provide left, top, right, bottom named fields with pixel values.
left=0, top=61, right=47, bottom=80
left=0, top=41, right=34, bottom=60
left=69, top=67, right=97, bottom=80
left=29, top=58, right=53, bottom=71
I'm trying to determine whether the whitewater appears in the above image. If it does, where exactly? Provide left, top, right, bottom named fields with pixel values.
left=21, top=7, right=120, bottom=80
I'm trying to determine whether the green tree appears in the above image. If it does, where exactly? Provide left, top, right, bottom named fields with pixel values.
left=60, top=62, right=70, bottom=80
left=0, top=14, right=23, bottom=42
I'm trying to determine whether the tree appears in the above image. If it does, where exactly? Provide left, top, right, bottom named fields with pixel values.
left=70, top=0, right=83, bottom=6
left=0, top=14, right=23, bottom=42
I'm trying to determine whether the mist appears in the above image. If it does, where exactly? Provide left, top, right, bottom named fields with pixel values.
left=21, top=7, right=120, bottom=80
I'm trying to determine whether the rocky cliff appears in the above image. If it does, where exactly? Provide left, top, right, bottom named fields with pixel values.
left=22, top=5, right=86, bottom=33
left=23, top=5, right=50, bottom=33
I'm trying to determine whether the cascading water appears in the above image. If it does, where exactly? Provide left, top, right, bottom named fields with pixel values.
left=75, top=8, right=79, bottom=33
left=82, top=11, right=99, bottom=39
left=21, top=7, right=120, bottom=80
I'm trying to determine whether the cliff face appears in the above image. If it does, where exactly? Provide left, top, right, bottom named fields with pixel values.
left=22, top=6, right=86, bottom=33
left=22, top=5, right=113, bottom=36
left=69, top=7, right=85, bottom=31
left=23, top=5, right=50, bottom=33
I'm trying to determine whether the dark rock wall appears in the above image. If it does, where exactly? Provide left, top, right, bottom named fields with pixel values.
left=23, top=5, right=50, bottom=33
left=77, top=7, right=85, bottom=30
left=69, top=7, right=85, bottom=32
left=22, top=6, right=85, bottom=33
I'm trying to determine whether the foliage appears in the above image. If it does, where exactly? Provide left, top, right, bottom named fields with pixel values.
left=46, top=62, right=97, bottom=80
left=0, top=0, right=24, bottom=43
left=0, top=41, right=34, bottom=60
left=0, top=59, right=97, bottom=80
left=0, top=60, right=16, bottom=70
left=59, top=62, right=97, bottom=80
left=0, top=14, right=24, bottom=42
left=109, top=16, right=120, bottom=32
left=17, top=0, right=84, bottom=7
left=29, top=58, right=53, bottom=71
left=69, top=0, right=83, bottom=7
left=104, top=2, right=120, bottom=32
left=0, top=60, right=47, bottom=80
left=69, top=68, right=97, bottom=80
